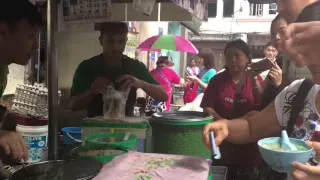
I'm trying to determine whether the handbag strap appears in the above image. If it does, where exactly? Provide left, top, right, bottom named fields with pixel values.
left=156, top=68, right=171, bottom=88
left=287, top=79, right=314, bottom=135
left=229, top=77, right=247, bottom=118
left=198, top=68, right=209, bottom=79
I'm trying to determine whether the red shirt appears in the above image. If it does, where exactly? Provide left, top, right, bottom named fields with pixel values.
left=201, top=70, right=264, bottom=165
left=201, top=70, right=264, bottom=119
left=151, top=67, right=181, bottom=111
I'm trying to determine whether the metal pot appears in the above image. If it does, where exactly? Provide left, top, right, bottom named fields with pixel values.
left=4, top=157, right=102, bottom=180
left=6, top=160, right=64, bottom=180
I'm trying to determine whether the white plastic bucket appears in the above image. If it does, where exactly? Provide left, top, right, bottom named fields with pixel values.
left=16, top=124, right=48, bottom=163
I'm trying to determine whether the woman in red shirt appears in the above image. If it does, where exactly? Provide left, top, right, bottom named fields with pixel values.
left=146, top=56, right=183, bottom=114
left=201, top=39, right=264, bottom=180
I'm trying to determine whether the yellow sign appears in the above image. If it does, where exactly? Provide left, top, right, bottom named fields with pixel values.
left=124, top=32, right=138, bottom=59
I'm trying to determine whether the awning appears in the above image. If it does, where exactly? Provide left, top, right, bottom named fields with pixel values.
left=111, top=0, right=208, bottom=21
left=60, top=0, right=208, bottom=23
left=248, top=0, right=275, bottom=4
left=169, top=0, right=208, bottom=21
left=189, top=33, right=243, bottom=42
left=179, top=16, right=202, bottom=36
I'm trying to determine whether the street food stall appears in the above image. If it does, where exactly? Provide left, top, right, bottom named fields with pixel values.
left=3, top=0, right=313, bottom=179
left=0, top=0, right=223, bottom=180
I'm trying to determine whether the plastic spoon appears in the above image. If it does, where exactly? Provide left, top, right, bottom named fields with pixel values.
left=209, top=132, right=221, bottom=159
left=281, top=130, right=297, bottom=151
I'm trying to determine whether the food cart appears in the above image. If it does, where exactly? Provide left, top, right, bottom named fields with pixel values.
left=1, top=0, right=281, bottom=179
left=34, top=0, right=216, bottom=180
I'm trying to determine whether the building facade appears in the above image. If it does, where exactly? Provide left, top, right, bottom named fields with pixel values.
left=190, top=0, right=311, bottom=82
left=190, top=0, right=277, bottom=71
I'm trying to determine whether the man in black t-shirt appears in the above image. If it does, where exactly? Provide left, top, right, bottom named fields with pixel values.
left=0, top=0, right=42, bottom=161
left=69, top=22, right=167, bottom=117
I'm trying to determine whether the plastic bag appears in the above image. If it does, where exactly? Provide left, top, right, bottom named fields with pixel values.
left=102, top=86, right=129, bottom=119
left=179, top=93, right=204, bottom=112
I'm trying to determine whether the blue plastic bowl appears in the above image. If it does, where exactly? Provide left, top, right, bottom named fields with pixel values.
left=61, top=127, right=82, bottom=144
left=257, top=137, right=313, bottom=172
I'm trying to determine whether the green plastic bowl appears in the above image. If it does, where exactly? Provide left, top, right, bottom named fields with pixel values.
left=71, top=144, right=128, bottom=163
left=85, top=132, right=138, bottom=150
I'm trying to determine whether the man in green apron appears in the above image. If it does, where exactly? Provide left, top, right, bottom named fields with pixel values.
left=69, top=22, right=167, bottom=117
left=0, top=0, right=42, bottom=161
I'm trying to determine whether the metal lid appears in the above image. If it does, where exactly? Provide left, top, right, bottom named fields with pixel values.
left=150, top=111, right=213, bottom=125
left=63, top=157, right=102, bottom=180
left=10, top=157, right=102, bottom=180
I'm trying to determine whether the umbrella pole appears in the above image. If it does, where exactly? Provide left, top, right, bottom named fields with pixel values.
left=125, top=3, right=127, bottom=21
left=47, top=0, right=59, bottom=160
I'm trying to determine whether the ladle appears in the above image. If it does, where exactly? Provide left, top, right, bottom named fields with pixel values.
left=281, top=130, right=297, bottom=151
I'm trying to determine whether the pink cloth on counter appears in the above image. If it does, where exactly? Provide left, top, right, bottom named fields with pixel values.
left=151, top=67, right=181, bottom=111
left=93, top=151, right=211, bottom=180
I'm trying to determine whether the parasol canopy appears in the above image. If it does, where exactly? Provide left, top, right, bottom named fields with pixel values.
left=138, top=34, right=199, bottom=54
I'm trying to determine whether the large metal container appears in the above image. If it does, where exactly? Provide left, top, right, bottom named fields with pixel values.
left=149, top=111, right=213, bottom=159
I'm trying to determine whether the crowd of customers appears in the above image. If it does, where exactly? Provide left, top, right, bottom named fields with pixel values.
left=203, top=0, right=320, bottom=180
left=143, top=0, right=320, bottom=179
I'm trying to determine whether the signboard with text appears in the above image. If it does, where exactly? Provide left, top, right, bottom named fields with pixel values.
left=62, top=0, right=112, bottom=23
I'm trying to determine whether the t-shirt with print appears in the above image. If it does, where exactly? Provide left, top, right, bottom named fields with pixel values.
left=197, top=68, right=216, bottom=95
left=201, top=70, right=264, bottom=119
left=275, top=79, right=320, bottom=180
left=275, top=79, right=320, bottom=140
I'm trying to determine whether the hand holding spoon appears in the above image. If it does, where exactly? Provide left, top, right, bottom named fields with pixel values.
left=209, top=131, right=221, bottom=160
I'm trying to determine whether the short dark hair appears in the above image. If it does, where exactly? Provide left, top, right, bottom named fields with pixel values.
left=188, top=57, right=195, bottom=66
left=198, top=48, right=215, bottom=69
left=0, top=0, right=42, bottom=32
left=100, top=22, right=129, bottom=36
left=224, top=39, right=252, bottom=63
left=270, top=14, right=287, bottom=35
left=156, top=56, right=168, bottom=66
left=264, top=41, right=274, bottom=49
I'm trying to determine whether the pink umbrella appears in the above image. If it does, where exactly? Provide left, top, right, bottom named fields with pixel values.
left=138, top=34, right=199, bottom=54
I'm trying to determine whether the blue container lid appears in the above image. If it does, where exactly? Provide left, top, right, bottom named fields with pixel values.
left=62, top=127, right=81, bottom=134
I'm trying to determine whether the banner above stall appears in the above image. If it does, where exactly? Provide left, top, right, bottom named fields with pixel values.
left=248, top=0, right=275, bottom=3
left=61, top=0, right=208, bottom=23
left=170, top=0, right=208, bottom=21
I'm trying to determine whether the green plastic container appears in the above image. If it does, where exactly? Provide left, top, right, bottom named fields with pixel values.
left=71, top=144, right=128, bottom=163
left=81, top=117, right=151, bottom=152
left=150, top=111, right=213, bottom=159
left=85, top=132, right=138, bottom=150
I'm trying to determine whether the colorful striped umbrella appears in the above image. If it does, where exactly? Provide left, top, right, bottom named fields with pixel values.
left=138, top=35, right=199, bottom=54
